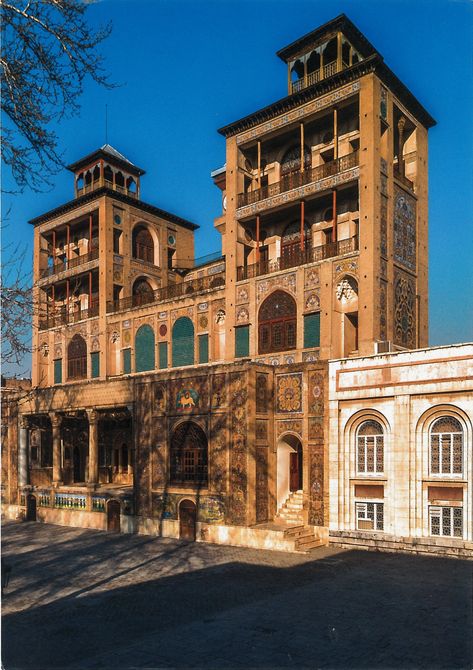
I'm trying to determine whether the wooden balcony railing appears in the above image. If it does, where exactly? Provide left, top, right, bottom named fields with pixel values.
left=106, top=272, right=226, bottom=314
left=76, top=179, right=137, bottom=199
left=39, top=247, right=99, bottom=279
left=237, top=236, right=358, bottom=281
left=290, top=60, right=350, bottom=94
left=39, top=299, right=99, bottom=330
left=237, top=151, right=359, bottom=209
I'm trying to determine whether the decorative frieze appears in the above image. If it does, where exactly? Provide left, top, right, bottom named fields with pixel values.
left=237, top=167, right=360, bottom=219
left=236, top=81, right=360, bottom=145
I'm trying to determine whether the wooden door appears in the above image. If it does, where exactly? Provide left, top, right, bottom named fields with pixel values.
left=289, top=452, right=300, bottom=491
left=107, top=500, right=121, bottom=533
left=26, top=494, right=37, bottom=521
left=179, top=500, right=196, bottom=541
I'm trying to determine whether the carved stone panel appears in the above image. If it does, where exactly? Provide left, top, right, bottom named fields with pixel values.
left=256, top=447, right=268, bottom=523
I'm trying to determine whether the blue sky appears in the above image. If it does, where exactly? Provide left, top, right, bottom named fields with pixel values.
left=3, top=0, right=473, bottom=375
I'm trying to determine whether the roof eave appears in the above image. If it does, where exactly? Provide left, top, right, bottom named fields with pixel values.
left=28, top=188, right=198, bottom=230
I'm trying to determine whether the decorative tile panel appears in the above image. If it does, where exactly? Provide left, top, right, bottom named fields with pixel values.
left=393, top=271, right=416, bottom=349
left=236, top=81, right=360, bottom=145
left=276, top=373, right=303, bottom=414
left=394, top=185, right=416, bottom=272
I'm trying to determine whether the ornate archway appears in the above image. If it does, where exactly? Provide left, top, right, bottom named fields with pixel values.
left=258, top=290, right=297, bottom=354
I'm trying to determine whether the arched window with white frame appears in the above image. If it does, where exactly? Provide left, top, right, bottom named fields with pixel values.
left=356, top=420, right=384, bottom=475
left=430, top=416, right=463, bottom=476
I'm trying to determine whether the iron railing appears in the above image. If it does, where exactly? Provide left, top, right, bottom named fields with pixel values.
left=237, top=151, right=359, bottom=208
left=106, top=272, right=226, bottom=314
left=39, top=247, right=99, bottom=279
left=237, top=236, right=358, bottom=281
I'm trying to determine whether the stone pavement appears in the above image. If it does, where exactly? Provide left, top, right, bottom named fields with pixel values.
left=2, top=521, right=472, bottom=669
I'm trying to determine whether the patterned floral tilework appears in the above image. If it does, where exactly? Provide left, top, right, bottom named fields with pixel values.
left=276, top=373, right=303, bottom=413
left=394, top=185, right=416, bottom=272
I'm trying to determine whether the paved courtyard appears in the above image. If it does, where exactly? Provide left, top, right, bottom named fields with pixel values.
left=1, top=521, right=472, bottom=669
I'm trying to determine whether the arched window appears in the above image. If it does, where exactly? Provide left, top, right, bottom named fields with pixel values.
left=281, top=220, right=311, bottom=268
left=356, top=420, right=384, bottom=474
left=132, top=278, right=154, bottom=306
left=170, top=422, right=208, bottom=485
left=430, top=417, right=463, bottom=475
left=135, top=324, right=155, bottom=372
left=258, top=290, right=296, bottom=354
left=132, top=225, right=154, bottom=263
left=67, top=334, right=87, bottom=380
left=172, top=317, right=194, bottom=367
left=280, top=145, right=311, bottom=176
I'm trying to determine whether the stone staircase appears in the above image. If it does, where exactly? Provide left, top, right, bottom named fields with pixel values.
left=276, top=490, right=304, bottom=525
left=284, top=525, right=325, bottom=552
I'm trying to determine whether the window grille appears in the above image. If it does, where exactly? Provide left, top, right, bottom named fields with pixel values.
left=429, top=506, right=463, bottom=538
left=356, top=420, right=384, bottom=474
left=356, top=502, right=384, bottom=531
left=170, top=422, right=208, bottom=485
left=67, top=335, right=87, bottom=380
left=258, top=290, right=297, bottom=354
left=430, top=417, right=463, bottom=475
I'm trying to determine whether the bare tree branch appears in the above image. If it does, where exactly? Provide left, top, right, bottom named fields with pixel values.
left=0, top=0, right=113, bottom=192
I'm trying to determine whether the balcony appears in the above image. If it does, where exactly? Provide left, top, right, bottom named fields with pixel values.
left=237, top=151, right=359, bottom=210
left=39, top=300, right=99, bottom=330
left=76, top=179, right=137, bottom=199
left=290, top=60, right=349, bottom=94
left=237, top=236, right=358, bottom=281
left=106, top=272, right=226, bottom=314
left=39, top=247, right=99, bottom=279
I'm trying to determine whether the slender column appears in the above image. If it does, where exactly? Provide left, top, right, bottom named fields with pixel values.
left=303, top=58, right=307, bottom=88
left=100, top=159, right=104, bottom=186
left=87, top=410, right=99, bottom=485
left=18, top=416, right=29, bottom=487
left=66, top=279, right=70, bottom=317
left=300, top=200, right=305, bottom=252
left=50, top=413, right=62, bottom=484
left=333, top=107, right=338, bottom=161
left=66, top=224, right=70, bottom=264
left=319, top=49, right=324, bottom=81
left=52, top=284, right=55, bottom=316
left=332, top=189, right=338, bottom=243
left=255, top=215, right=260, bottom=263
left=52, top=230, right=56, bottom=268
left=89, top=214, right=93, bottom=252
left=88, top=271, right=92, bottom=309
left=128, top=447, right=133, bottom=476
left=300, top=122, right=305, bottom=173
left=287, top=63, right=291, bottom=94
left=257, top=141, right=261, bottom=188
left=398, top=116, right=406, bottom=177
left=337, top=32, right=342, bottom=71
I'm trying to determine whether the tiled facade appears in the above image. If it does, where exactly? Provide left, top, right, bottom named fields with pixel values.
left=3, top=15, right=472, bottom=556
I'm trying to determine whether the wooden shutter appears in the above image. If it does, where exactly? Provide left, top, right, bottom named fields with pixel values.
left=172, top=317, right=195, bottom=367
left=199, top=334, right=209, bottom=364
left=304, top=312, right=320, bottom=348
left=91, top=352, right=100, bottom=378
left=122, top=348, right=132, bottom=374
left=135, top=325, right=156, bottom=372
left=159, top=342, right=168, bottom=369
left=235, top=325, right=250, bottom=358
left=54, top=359, right=62, bottom=384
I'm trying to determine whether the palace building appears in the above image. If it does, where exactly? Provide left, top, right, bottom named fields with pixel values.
left=3, top=15, right=472, bottom=556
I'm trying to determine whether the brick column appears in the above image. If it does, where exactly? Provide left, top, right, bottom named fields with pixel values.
left=87, top=410, right=99, bottom=485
